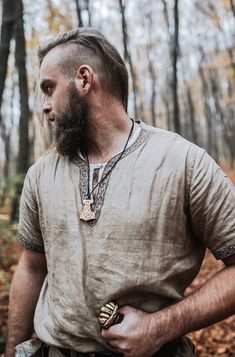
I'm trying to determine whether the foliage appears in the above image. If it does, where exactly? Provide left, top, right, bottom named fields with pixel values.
left=0, top=218, right=21, bottom=354
left=0, top=220, right=20, bottom=298
left=0, top=174, right=25, bottom=222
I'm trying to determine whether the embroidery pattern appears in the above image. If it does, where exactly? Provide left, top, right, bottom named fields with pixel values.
left=17, top=232, right=45, bottom=253
left=72, top=128, right=151, bottom=226
left=214, top=243, right=235, bottom=260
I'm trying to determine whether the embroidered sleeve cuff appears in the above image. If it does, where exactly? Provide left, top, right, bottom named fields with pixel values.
left=213, top=242, right=235, bottom=260
left=17, top=232, right=45, bottom=253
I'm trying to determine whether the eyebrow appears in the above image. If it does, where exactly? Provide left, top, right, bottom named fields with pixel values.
left=39, top=79, right=55, bottom=92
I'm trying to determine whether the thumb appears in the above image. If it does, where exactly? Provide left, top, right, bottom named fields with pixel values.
left=118, top=305, right=135, bottom=315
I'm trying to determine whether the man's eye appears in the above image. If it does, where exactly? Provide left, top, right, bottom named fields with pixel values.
left=46, top=87, right=52, bottom=95
left=42, top=86, right=52, bottom=95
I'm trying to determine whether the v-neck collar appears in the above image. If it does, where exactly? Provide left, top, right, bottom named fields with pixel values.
left=71, top=126, right=151, bottom=227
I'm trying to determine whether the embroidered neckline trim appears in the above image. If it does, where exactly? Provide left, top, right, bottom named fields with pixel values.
left=72, top=127, right=151, bottom=227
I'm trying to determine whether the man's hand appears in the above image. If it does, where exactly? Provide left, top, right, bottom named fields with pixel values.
left=101, top=306, right=165, bottom=357
left=102, top=261, right=235, bottom=357
left=5, top=249, right=47, bottom=357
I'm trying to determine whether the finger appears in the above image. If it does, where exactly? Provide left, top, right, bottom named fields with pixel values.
left=117, top=305, right=134, bottom=314
left=101, top=327, right=118, bottom=340
left=101, top=318, right=126, bottom=340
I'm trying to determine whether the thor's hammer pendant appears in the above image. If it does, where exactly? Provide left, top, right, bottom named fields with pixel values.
left=98, top=301, right=124, bottom=329
left=80, top=198, right=95, bottom=221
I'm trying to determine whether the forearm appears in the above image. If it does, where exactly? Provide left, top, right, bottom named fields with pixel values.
left=152, top=265, right=235, bottom=343
left=101, top=265, right=235, bottom=357
left=6, top=251, right=47, bottom=357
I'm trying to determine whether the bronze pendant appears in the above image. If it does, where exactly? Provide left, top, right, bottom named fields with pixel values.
left=80, top=198, right=96, bottom=221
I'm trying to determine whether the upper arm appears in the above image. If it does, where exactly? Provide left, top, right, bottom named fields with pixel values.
left=189, top=148, right=235, bottom=261
left=18, top=249, right=47, bottom=276
left=17, top=169, right=44, bottom=253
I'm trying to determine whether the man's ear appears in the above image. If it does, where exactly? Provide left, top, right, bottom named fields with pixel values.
left=75, top=65, right=94, bottom=94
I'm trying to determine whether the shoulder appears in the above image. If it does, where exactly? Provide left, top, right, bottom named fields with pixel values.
left=26, top=149, right=66, bottom=185
left=140, top=121, right=204, bottom=163
left=29, top=149, right=63, bottom=173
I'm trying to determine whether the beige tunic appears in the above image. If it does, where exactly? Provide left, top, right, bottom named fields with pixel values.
left=17, top=122, right=235, bottom=352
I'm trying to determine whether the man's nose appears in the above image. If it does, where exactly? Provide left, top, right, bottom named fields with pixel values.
left=42, top=100, right=52, bottom=114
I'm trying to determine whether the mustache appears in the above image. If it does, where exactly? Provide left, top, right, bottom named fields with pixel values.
left=46, top=113, right=56, bottom=122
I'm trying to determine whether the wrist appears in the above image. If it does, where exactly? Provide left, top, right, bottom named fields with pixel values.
left=149, top=305, right=185, bottom=345
left=5, top=342, right=15, bottom=357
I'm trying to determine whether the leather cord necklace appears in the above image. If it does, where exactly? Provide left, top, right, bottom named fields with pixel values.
left=80, top=118, right=135, bottom=221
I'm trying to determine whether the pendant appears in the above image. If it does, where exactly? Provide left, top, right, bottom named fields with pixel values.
left=98, top=301, right=123, bottom=329
left=80, top=198, right=96, bottom=221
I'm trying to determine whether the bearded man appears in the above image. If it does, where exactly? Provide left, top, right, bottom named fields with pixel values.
left=6, top=28, right=235, bottom=357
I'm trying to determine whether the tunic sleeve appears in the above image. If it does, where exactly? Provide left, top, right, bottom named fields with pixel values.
left=188, top=147, right=235, bottom=260
left=17, top=168, right=44, bottom=253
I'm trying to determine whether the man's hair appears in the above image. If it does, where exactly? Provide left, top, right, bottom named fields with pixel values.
left=38, top=27, right=129, bottom=111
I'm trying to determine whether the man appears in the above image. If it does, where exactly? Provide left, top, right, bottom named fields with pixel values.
left=6, top=27, right=235, bottom=357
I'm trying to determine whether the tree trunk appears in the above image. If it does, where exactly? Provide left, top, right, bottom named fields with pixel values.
left=209, top=69, right=235, bottom=167
left=74, top=0, right=84, bottom=27
left=1, top=122, right=11, bottom=179
left=15, top=0, right=30, bottom=174
left=0, top=0, right=17, bottom=126
left=4, top=133, right=10, bottom=178
left=162, top=0, right=170, bottom=30
left=149, top=64, right=157, bottom=127
left=146, top=13, right=157, bottom=127
left=163, top=96, right=171, bottom=131
left=198, top=65, right=213, bottom=155
left=85, top=0, right=92, bottom=26
left=230, top=0, right=235, bottom=18
left=118, top=0, right=138, bottom=118
left=186, top=87, right=198, bottom=145
left=172, top=0, right=181, bottom=134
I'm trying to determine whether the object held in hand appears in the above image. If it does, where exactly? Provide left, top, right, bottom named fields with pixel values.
left=98, top=301, right=123, bottom=329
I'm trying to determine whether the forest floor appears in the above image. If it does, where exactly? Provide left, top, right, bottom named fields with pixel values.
left=0, top=163, right=234, bottom=356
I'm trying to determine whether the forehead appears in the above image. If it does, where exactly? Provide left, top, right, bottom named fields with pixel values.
left=39, top=47, right=65, bottom=83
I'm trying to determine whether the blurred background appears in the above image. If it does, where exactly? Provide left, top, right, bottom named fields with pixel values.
left=0, top=0, right=234, bottom=356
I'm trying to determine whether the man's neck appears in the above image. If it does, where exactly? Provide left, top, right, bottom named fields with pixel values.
left=84, top=99, right=133, bottom=164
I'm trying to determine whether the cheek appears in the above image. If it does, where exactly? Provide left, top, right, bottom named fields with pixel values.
left=53, top=92, right=69, bottom=113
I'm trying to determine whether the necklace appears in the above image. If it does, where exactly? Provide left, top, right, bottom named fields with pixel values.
left=80, top=118, right=135, bottom=221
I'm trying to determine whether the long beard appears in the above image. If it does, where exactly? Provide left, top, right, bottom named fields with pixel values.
left=52, top=82, right=89, bottom=158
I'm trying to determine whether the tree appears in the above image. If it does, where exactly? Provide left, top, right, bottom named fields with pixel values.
left=172, top=0, right=181, bottom=134
left=161, top=0, right=181, bottom=133
left=209, top=68, right=235, bottom=167
left=0, top=0, right=17, bottom=126
left=198, top=57, right=213, bottom=156
left=118, top=0, right=138, bottom=118
left=85, top=0, right=92, bottom=26
left=185, top=86, right=198, bottom=145
left=15, top=0, right=31, bottom=174
left=145, top=12, right=157, bottom=127
left=74, top=0, right=84, bottom=27
left=229, top=0, right=235, bottom=18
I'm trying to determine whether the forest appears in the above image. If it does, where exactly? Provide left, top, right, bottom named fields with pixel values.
left=0, top=0, right=235, bottom=356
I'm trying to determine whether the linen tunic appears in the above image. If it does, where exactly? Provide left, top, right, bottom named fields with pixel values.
left=17, top=122, right=235, bottom=352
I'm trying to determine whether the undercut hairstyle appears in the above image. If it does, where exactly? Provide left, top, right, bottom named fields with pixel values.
left=38, top=27, right=129, bottom=111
